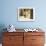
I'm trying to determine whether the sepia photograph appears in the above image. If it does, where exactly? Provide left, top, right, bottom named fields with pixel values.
left=18, top=7, right=35, bottom=21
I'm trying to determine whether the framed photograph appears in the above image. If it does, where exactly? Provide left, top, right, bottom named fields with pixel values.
left=18, top=7, right=35, bottom=21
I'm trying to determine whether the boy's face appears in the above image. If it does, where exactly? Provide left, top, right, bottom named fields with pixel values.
left=23, top=9, right=30, bottom=16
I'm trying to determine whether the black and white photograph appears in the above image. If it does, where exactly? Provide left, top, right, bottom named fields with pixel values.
left=18, top=7, right=35, bottom=21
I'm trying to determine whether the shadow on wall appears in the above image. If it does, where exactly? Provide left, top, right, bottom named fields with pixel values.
left=0, top=24, right=7, bottom=43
